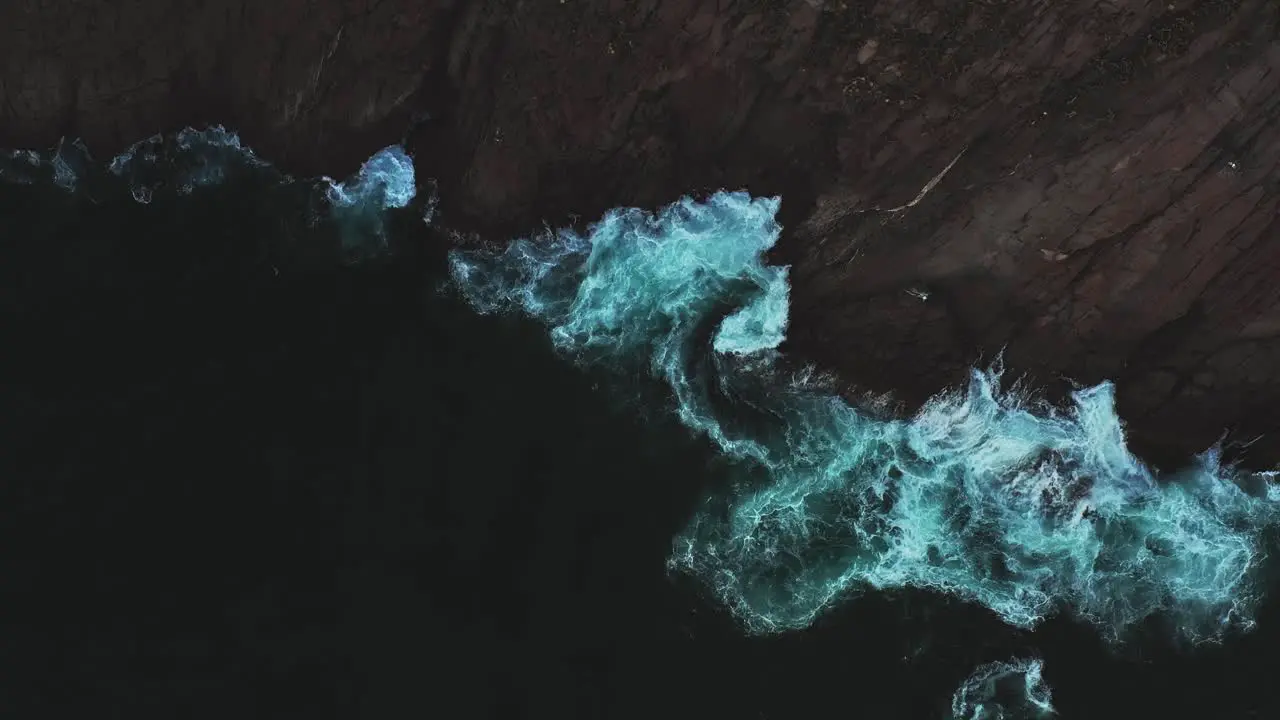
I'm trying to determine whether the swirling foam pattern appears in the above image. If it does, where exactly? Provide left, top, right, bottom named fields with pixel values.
left=448, top=190, right=1280, bottom=644
left=951, top=658, right=1055, bottom=720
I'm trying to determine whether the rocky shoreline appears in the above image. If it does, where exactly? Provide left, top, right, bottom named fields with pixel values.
left=3, top=0, right=1278, bottom=466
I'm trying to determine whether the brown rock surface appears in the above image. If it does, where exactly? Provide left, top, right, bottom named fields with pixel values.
left=3, top=0, right=1279, bottom=466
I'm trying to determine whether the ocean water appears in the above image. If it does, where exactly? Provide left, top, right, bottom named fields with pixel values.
left=1, top=132, right=1278, bottom=719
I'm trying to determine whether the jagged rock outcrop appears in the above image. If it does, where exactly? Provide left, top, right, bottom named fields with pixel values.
left=3, top=0, right=1279, bottom=465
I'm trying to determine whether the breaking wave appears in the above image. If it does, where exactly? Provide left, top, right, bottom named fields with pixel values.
left=447, top=190, right=1280, bottom=646
left=2, top=126, right=422, bottom=257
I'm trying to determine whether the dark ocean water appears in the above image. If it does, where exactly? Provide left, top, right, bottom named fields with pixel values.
left=0, top=136, right=1278, bottom=719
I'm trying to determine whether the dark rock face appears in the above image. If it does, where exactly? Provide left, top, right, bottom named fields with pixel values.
left=0, top=0, right=457, bottom=178
left=3, top=0, right=1279, bottom=465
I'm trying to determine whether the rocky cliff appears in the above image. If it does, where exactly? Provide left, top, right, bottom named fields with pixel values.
left=3, top=0, right=1279, bottom=466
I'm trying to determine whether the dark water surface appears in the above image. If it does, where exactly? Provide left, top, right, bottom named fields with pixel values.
left=0, top=156, right=1277, bottom=719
